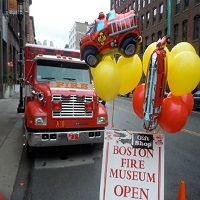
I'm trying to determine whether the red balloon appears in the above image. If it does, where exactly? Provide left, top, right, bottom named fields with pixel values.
left=132, top=83, right=145, bottom=119
left=166, top=92, right=194, bottom=115
left=158, top=96, right=188, bottom=133
left=180, top=93, right=194, bottom=115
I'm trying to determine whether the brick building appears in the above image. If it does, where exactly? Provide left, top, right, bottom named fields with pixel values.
left=0, top=0, right=35, bottom=99
left=110, top=0, right=200, bottom=56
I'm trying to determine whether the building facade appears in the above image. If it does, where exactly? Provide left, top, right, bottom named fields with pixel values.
left=111, top=0, right=200, bottom=56
left=69, top=21, right=92, bottom=50
left=0, top=0, right=35, bottom=99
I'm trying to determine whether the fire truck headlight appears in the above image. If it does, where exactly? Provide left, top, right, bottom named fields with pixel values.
left=97, top=116, right=106, bottom=124
left=35, top=117, right=47, bottom=125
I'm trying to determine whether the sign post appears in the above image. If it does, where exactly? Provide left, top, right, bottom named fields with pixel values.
left=100, top=130, right=164, bottom=200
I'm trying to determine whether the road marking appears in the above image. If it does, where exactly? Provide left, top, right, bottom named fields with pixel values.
left=107, top=101, right=200, bottom=137
left=116, top=105, right=133, bottom=114
left=182, top=129, right=200, bottom=137
left=107, top=102, right=133, bottom=114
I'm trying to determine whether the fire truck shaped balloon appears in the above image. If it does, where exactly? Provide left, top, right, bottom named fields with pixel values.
left=80, top=9, right=142, bottom=67
left=143, top=37, right=168, bottom=132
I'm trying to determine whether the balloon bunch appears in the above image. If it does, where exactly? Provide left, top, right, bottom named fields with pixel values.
left=91, top=39, right=200, bottom=134
left=92, top=54, right=143, bottom=101
left=133, top=41, right=200, bottom=134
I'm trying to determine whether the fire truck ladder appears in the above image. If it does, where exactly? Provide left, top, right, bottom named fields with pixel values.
left=108, top=14, right=138, bottom=37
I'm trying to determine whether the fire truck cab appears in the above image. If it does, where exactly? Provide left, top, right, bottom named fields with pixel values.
left=24, top=44, right=108, bottom=158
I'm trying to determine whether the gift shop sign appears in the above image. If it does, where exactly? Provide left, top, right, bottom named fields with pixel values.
left=99, top=130, right=164, bottom=200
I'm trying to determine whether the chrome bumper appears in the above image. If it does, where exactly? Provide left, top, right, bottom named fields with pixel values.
left=25, top=129, right=104, bottom=147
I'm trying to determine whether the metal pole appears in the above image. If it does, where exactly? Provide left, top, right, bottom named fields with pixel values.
left=17, top=0, right=24, bottom=113
left=167, top=0, right=172, bottom=44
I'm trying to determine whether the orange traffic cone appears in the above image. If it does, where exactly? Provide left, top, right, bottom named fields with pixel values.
left=177, top=181, right=186, bottom=200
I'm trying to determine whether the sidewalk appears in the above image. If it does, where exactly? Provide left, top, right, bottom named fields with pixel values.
left=0, top=85, right=24, bottom=200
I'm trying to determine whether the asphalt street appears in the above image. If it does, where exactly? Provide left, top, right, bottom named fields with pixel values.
left=0, top=85, right=24, bottom=200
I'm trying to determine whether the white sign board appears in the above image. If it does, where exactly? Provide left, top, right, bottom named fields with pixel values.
left=99, top=130, right=164, bottom=200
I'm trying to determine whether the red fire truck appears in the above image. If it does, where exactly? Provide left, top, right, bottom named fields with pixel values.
left=23, top=44, right=108, bottom=157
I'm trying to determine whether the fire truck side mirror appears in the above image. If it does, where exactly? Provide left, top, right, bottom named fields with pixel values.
left=26, top=75, right=33, bottom=85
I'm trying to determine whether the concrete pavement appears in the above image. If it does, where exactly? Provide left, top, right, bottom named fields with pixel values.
left=0, top=85, right=24, bottom=200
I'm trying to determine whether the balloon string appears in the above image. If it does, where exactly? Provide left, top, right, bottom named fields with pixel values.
left=111, top=100, right=115, bottom=129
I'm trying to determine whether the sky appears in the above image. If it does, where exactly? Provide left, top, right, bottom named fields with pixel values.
left=30, top=0, right=110, bottom=48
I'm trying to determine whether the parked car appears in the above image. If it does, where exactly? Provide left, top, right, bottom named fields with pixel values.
left=80, top=9, right=142, bottom=67
left=193, top=90, right=200, bottom=110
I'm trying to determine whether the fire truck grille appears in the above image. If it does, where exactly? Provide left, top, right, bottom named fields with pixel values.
left=52, top=95, right=93, bottom=118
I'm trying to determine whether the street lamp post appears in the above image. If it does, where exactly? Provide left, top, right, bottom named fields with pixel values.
left=17, top=0, right=24, bottom=113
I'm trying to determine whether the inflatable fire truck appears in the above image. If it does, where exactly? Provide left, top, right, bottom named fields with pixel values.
left=23, top=44, right=108, bottom=158
left=80, top=9, right=142, bottom=67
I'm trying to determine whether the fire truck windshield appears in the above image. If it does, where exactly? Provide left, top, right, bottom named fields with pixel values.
left=107, top=10, right=116, bottom=20
left=36, top=59, right=91, bottom=83
left=96, top=21, right=105, bottom=31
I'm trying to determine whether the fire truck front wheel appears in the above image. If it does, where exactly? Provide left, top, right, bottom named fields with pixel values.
left=120, top=36, right=138, bottom=57
left=83, top=48, right=101, bottom=67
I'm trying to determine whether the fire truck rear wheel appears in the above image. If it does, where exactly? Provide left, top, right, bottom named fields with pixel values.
left=120, top=36, right=138, bottom=57
left=83, top=48, right=101, bottom=67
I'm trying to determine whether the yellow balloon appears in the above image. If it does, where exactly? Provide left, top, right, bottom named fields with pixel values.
left=168, top=42, right=196, bottom=72
left=93, top=60, right=120, bottom=101
left=165, top=46, right=170, bottom=58
left=102, top=55, right=113, bottom=62
left=117, top=55, right=142, bottom=95
left=168, top=51, right=200, bottom=96
left=170, top=42, right=196, bottom=59
left=90, top=67, right=95, bottom=77
left=199, top=56, right=200, bottom=81
left=143, top=43, right=170, bottom=75
left=143, top=43, right=156, bottom=76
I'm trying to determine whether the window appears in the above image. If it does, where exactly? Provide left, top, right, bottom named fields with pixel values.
left=36, top=60, right=90, bottom=84
left=147, top=0, right=151, bottom=4
left=146, top=11, right=150, bottom=29
left=96, top=21, right=105, bottom=31
left=145, top=36, right=149, bottom=49
left=193, top=15, right=200, bottom=40
left=112, top=3, right=115, bottom=10
left=120, top=0, right=124, bottom=5
left=165, top=28, right=168, bottom=36
left=108, top=10, right=116, bottom=20
left=153, top=7, right=156, bottom=26
left=3, top=0, right=7, bottom=14
left=182, top=20, right=188, bottom=41
left=158, top=31, right=162, bottom=40
left=151, top=33, right=155, bottom=42
left=128, top=4, right=131, bottom=10
left=133, top=1, right=136, bottom=10
left=174, top=24, right=179, bottom=45
left=184, top=0, right=189, bottom=10
left=140, top=43, right=143, bottom=54
left=159, top=4, right=163, bottom=22
left=138, top=0, right=141, bottom=11
left=196, top=0, right=200, bottom=4
left=142, top=0, right=145, bottom=8
left=141, top=15, right=144, bottom=31
left=175, top=0, right=180, bottom=14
